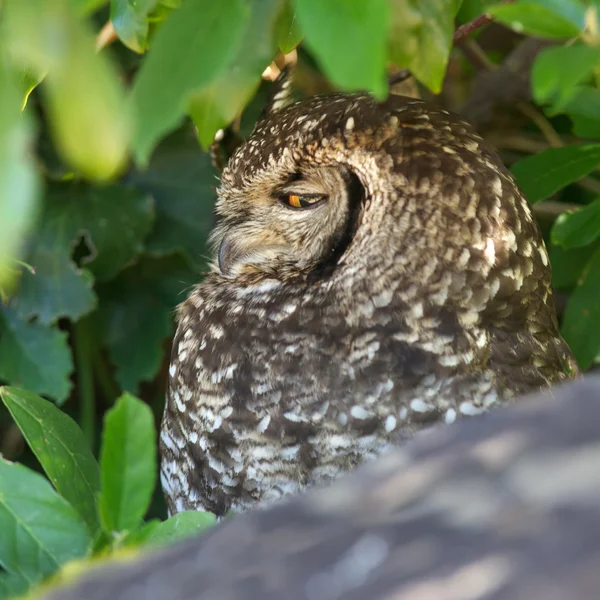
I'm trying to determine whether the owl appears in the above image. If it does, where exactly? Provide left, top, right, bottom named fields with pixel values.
left=160, top=86, right=578, bottom=517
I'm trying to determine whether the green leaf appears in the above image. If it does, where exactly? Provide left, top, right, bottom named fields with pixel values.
left=130, top=0, right=248, bottom=164
left=143, top=511, right=216, bottom=546
left=388, top=0, right=462, bottom=93
left=11, top=223, right=97, bottom=326
left=3, top=0, right=131, bottom=181
left=532, top=44, right=600, bottom=110
left=126, top=127, right=217, bottom=268
left=552, top=198, right=600, bottom=249
left=549, top=241, right=599, bottom=289
left=0, top=457, right=91, bottom=585
left=295, top=0, right=389, bottom=98
left=488, top=0, right=585, bottom=39
left=562, top=86, right=600, bottom=128
left=0, top=63, right=41, bottom=295
left=0, top=387, right=100, bottom=533
left=0, top=571, right=29, bottom=600
left=510, top=143, right=600, bottom=204
left=69, top=0, right=109, bottom=14
left=111, top=0, right=160, bottom=53
left=561, top=245, right=600, bottom=369
left=13, top=65, right=47, bottom=109
left=0, top=307, right=73, bottom=403
left=95, top=255, right=198, bottom=392
left=11, top=182, right=153, bottom=324
left=49, top=184, right=155, bottom=282
left=274, top=0, right=303, bottom=54
left=189, top=0, right=282, bottom=148
left=98, top=393, right=157, bottom=533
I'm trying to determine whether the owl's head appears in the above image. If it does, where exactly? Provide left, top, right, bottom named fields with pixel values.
left=212, top=91, right=548, bottom=326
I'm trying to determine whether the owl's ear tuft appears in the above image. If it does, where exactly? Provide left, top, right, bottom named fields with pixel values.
left=261, top=65, right=295, bottom=117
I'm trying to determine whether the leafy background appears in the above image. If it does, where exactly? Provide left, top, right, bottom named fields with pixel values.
left=2, top=0, right=600, bottom=597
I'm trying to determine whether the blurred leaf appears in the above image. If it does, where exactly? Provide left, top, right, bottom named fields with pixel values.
left=511, top=143, right=600, bottom=204
left=561, top=245, right=600, bottom=369
left=0, top=63, right=41, bottom=295
left=488, top=0, right=585, bottom=38
left=0, top=457, right=91, bottom=585
left=552, top=198, right=600, bottom=249
left=0, top=571, right=29, bottom=600
left=98, top=393, right=157, bottom=533
left=69, top=0, right=109, bottom=14
left=275, top=0, right=303, bottom=53
left=111, top=0, right=159, bottom=53
left=0, top=307, right=73, bottom=403
left=3, top=0, right=131, bottom=181
left=532, top=44, right=600, bottom=110
left=143, top=511, right=216, bottom=546
left=550, top=241, right=600, bottom=289
left=189, top=0, right=282, bottom=148
left=0, top=387, right=100, bottom=533
left=295, top=0, right=389, bottom=98
left=127, top=127, right=216, bottom=268
left=388, top=0, right=462, bottom=93
left=95, top=255, right=198, bottom=392
left=130, top=0, right=247, bottom=164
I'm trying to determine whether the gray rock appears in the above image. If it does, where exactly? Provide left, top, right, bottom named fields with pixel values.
left=46, top=377, right=600, bottom=600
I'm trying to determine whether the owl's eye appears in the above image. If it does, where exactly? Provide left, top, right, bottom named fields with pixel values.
left=279, top=193, right=327, bottom=209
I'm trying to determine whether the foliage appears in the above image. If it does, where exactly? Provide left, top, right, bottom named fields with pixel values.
left=0, top=388, right=215, bottom=599
left=1, top=0, right=600, bottom=597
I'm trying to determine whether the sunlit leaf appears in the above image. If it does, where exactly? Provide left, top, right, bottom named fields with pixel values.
left=488, top=0, right=584, bottom=39
left=130, top=0, right=248, bottom=163
left=388, top=0, right=462, bottom=93
left=189, top=0, right=282, bottom=148
left=274, top=0, right=303, bottom=54
left=3, top=0, right=131, bottom=181
left=295, top=0, right=389, bottom=98
left=111, top=0, right=159, bottom=53
left=0, top=386, right=100, bottom=533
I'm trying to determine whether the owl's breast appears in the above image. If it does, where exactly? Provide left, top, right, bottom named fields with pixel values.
left=162, top=277, right=509, bottom=515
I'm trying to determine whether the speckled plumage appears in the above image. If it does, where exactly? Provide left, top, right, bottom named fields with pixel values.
left=160, top=92, right=577, bottom=517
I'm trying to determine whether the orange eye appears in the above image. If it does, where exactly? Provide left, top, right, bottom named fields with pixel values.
left=280, top=194, right=327, bottom=209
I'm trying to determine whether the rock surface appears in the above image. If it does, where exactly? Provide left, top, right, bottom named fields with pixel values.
left=47, top=377, right=600, bottom=600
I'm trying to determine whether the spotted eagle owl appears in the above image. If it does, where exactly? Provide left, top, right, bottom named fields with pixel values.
left=160, top=89, right=578, bottom=517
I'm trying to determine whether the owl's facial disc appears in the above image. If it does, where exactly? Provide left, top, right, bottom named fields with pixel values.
left=215, top=166, right=363, bottom=279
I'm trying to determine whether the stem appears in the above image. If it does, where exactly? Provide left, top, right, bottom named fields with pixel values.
left=453, top=0, right=518, bottom=43
left=74, top=318, right=96, bottom=449
left=94, top=351, right=121, bottom=405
